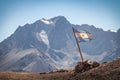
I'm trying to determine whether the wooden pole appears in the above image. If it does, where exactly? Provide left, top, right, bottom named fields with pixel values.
left=72, top=27, right=84, bottom=62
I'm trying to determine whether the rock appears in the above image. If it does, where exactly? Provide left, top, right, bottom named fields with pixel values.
left=75, top=60, right=100, bottom=73
left=92, top=61, right=100, bottom=68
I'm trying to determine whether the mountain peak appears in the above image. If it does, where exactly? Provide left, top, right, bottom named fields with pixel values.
left=51, top=16, right=66, bottom=21
left=39, top=16, right=68, bottom=25
left=50, top=16, right=69, bottom=24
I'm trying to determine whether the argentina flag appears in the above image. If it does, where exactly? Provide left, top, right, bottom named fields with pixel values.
left=73, top=28, right=93, bottom=42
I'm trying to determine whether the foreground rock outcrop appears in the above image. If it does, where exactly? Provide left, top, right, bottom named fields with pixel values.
left=71, top=58, right=120, bottom=80
left=74, top=60, right=100, bottom=73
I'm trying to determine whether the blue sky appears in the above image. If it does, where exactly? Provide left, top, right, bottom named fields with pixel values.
left=0, top=0, right=120, bottom=42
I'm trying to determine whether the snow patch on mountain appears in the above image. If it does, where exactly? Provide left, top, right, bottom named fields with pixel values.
left=40, top=30, right=49, bottom=46
left=41, top=18, right=53, bottom=25
left=36, top=30, right=49, bottom=47
left=108, top=30, right=117, bottom=32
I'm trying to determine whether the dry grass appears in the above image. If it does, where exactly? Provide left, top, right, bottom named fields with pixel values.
left=0, top=58, right=120, bottom=80
left=0, top=71, right=72, bottom=80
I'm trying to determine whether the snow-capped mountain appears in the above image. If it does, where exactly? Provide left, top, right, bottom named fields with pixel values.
left=0, top=16, right=119, bottom=72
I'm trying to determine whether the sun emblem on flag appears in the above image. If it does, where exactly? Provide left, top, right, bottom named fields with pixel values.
left=80, top=33, right=88, bottom=38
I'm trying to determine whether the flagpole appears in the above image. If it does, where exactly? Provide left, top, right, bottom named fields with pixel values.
left=72, top=27, right=84, bottom=62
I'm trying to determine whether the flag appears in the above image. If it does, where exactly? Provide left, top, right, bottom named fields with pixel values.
left=73, top=28, right=93, bottom=42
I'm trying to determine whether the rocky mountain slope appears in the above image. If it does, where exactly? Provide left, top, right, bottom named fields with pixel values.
left=0, top=16, right=119, bottom=72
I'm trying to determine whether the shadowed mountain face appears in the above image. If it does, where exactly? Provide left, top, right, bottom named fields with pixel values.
left=101, top=29, right=120, bottom=62
left=0, top=16, right=119, bottom=72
